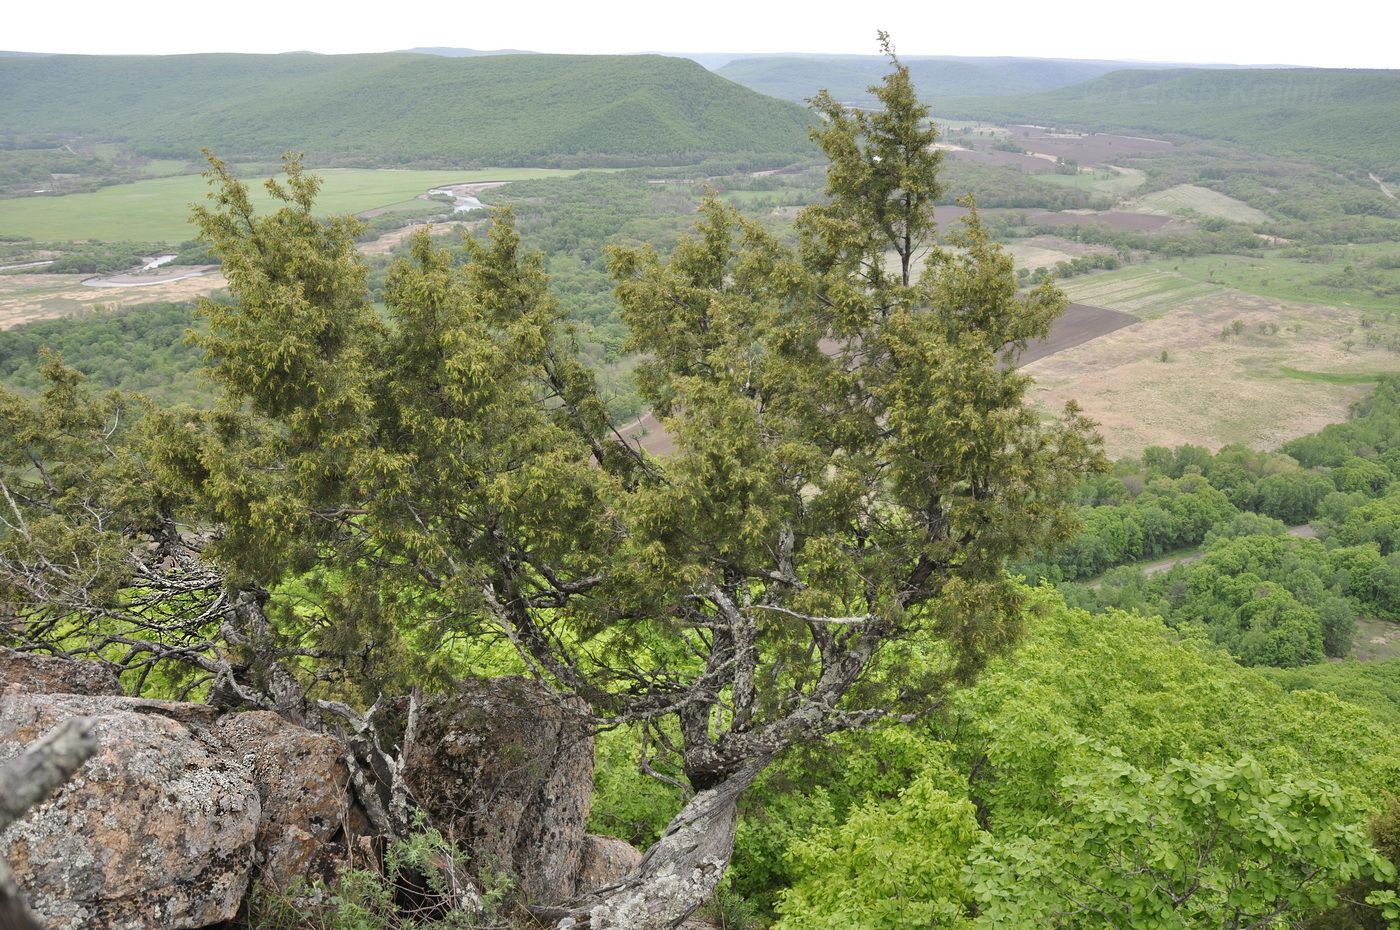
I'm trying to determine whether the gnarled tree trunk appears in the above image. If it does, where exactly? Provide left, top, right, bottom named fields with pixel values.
left=535, top=757, right=767, bottom=929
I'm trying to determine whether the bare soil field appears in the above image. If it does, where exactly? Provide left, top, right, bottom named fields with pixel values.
left=620, top=410, right=674, bottom=458
left=1022, top=290, right=1400, bottom=457
left=0, top=271, right=227, bottom=331
left=1017, top=303, right=1136, bottom=365
left=1005, top=127, right=1174, bottom=165
left=1003, top=236, right=1116, bottom=273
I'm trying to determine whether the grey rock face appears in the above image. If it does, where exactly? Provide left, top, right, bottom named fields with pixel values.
left=401, top=677, right=595, bottom=903
left=2, top=654, right=604, bottom=924
left=0, top=648, right=369, bottom=929
left=0, top=647, right=122, bottom=696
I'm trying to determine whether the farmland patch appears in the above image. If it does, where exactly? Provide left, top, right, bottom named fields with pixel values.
left=1128, top=184, right=1272, bottom=224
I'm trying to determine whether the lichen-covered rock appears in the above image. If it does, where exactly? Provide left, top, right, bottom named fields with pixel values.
left=577, top=835, right=643, bottom=893
left=0, top=647, right=122, bottom=696
left=401, top=677, right=594, bottom=903
left=214, top=710, right=365, bottom=889
left=0, top=692, right=260, bottom=930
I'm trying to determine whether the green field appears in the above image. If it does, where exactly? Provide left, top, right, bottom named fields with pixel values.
left=0, top=167, right=582, bottom=243
left=1039, top=166, right=1146, bottom=197
left=1277, top=367, right=1384, bottom=385
left=1059, top=265, right=1222, bottom=318
left=1164, top=250, right=1400, bottom=313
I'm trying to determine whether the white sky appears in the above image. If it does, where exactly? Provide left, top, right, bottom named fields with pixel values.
left=5, top=0, right=1398, bottom=69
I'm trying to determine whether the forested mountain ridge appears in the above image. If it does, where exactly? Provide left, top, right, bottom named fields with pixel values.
left=714, top=54, right=1259, bottom=104
left=0, top=52, right=816, bottom=166
left=939, top=67, right=1400, bottom=175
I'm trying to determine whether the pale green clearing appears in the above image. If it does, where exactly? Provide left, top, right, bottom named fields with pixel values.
left=1129, top=184, right=1271, bottom=224
left=1003, top=240, right=1084, bottom=273
left=136, top=159, right=198, bottom=179
left=1040, top=165, right=1147, bottom=197
left=1003, top=235, right=1115, bottom=273
left=0, top=167, right=583, bottom=244
left=1060, top=266, right=1222, bottom=318
left=939, top=121, right=1011, bottom=136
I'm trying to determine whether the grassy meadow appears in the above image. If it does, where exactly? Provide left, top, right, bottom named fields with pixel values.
left=1062, top=249, right=1400, bottom=317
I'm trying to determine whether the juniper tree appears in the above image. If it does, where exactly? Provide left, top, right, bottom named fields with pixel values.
left=0, top=37, right=1101, bottom=929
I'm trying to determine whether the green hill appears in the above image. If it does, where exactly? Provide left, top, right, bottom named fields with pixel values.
left=0, top=52, right=815, bottom=167
left=716, top=55, right=1170, bottom=104
left=938, top=68, right=1400, bottom=176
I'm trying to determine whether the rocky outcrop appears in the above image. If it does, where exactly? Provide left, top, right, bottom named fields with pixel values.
left=577, top=835, right=643, bottom=893
left=0, top=647, right=122, bottom=696
left=0, top=693, right=260, bottom=930
left=401, top=677, right=594, bottom=903
left=2, top=652, right=607, bottom=925
left=0, top=652, right=369, bottom=929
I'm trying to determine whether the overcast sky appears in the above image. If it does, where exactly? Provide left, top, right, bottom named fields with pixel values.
left=7, top=0, right=1398, bottom=69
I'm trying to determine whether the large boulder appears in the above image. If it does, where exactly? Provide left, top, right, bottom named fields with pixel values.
left=0, top=693, right=260, bottom=930
left=576, top=834, right=643, bottom=893
left=0, top=647, right=122, bottom=696
left=213, top=710, right=366, bottom=889
left=401, top=678, right=595, bottom=903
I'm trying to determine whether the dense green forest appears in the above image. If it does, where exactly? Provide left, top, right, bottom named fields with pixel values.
left=0, top=302, right=209, bottom=405
left=677, top=587, right=1400, bottom=927
left=940, top=68, right=1400, bottom=176
left=1015, top=380, right=1400, bottom=671
left=0, top=53, right=815, bottom=167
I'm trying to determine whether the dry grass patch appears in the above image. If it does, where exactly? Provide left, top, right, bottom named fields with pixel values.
left=1003, top=236, right=1114, bottom=274
left=357, top=220, right=478, bottom=256
left=1024, top=290, right=1400, bottom=457
left=1353, top=616, right=1400, bottom=663
left=1128, top=184, right=1271, bottom=224
left=0, top=272, right=226, bottom=330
